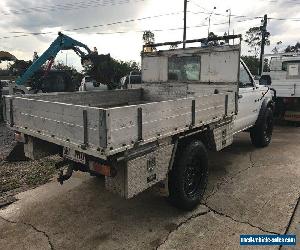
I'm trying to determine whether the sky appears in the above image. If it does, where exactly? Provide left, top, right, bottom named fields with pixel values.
left=0, top=0, right=300, bottom=71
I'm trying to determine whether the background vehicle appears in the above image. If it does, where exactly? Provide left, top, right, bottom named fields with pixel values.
left=9, top=32, right=94, bottom=94
left=120, top=71, right=141, bottom=89
left=262, top=52, right=300, bottom=122
left=79, top=76, right=108, bottom=91
left=3, top=35, right=274, bottom=211
left=0, top=80, right=10, bottom=95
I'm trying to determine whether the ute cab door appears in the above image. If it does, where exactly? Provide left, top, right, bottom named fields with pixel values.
left=234, top=61, right=260, bottom=133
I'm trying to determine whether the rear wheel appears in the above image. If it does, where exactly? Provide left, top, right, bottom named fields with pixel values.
left=250, top=107, right=274, bottom=147
left=168, top=140, right=208, bottom=211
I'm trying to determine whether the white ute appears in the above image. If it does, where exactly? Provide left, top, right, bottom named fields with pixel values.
left=79, top=76, right=108, bottom=92
left=262, top=52, right=300, bottom=122
left=4, top=35, right=274, bottom=210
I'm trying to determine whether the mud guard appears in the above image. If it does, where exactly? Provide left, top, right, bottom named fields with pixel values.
left=256, top=97, right=275, bottom=126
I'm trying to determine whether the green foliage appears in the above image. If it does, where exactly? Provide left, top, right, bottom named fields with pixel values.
left=7, top=60, right=32, bottom=76
left=142, top=30, right=155, bottom=44
left=52, top=61, right=83, bottom=89
left=84, top=54, right=140, bottom=84
left=272, top=41, right=282, bottom=53
left=244, top=26, right=270, bottom=58
left=241, top=56, right=260, bottom=75
left=142, top=30, right=156, bottom=52
left=284, top=42, right=300, bottom=53
left=241, top=56, right=270, bottom=75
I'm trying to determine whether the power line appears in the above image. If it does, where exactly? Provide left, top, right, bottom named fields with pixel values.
left=189, top=0, right=300, bottom=21
left=265, top=0, right=300, bottom=4
left=0, top=0, right=145, bottom=16
left=4, top=10, right=257, bottom=37
left=268, top=16, right=300, bottom=20
left=0, top=16, right=261, bottom=40
left=1, top=2, right=299, bottom=40
left=95, top=18, right=258, bottom=35
left=0, top=0, right=137, bottom=16
left=1, top=11, right=185, bottom=38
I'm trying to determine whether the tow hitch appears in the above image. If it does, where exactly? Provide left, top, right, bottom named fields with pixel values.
left=56, top=160, right=90, bottom=184
left=56, top=161, right=74, bottom=185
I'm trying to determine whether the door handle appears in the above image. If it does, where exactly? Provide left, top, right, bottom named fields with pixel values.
left=238, top=94, right=243, bottom=99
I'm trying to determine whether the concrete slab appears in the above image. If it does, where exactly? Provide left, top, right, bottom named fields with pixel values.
left=0, top=173, right=209, bottom=250
left=205, top=127, right=300, bottom=234
left=158, top=211, right=276, bottom=250
left=282, top=198, right=300, bottom=250
left=0, top=217, right=51, bottom=250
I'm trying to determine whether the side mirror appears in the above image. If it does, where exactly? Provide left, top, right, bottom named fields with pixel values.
left=259, top=75, right=272, bottom=86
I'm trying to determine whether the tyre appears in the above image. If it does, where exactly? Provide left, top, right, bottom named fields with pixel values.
left=250, top=107, right=274, bottom=148
left=168, top=140, right=208, bottom=211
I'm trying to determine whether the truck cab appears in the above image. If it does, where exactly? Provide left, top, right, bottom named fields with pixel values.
left=234, top=60, right=273, bottom=134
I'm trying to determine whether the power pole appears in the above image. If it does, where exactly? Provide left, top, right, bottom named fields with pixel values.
left=259, top=14, right=268, bottom=75
left=226, top=9, right=231, bottom=36
left=183, top=0, right=187, bottom=48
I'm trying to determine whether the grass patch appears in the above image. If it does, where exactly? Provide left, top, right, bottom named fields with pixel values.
left=0, top=156, right=59, bottom=195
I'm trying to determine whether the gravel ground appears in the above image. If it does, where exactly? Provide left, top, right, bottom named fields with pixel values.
left=0, top=122, right=59, bottom=207
left=0, top=122, right=14, bottom=160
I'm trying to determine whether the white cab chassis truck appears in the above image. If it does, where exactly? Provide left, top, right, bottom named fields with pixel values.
left=262, top=52, right=300, bottom=122
left=3, top=36, right=274, bottom=210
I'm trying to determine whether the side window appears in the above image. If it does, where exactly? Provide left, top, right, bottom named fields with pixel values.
left=168, top=56, right=200, bottom=81
left=129, top=75, right=142, bottom=84
left=282, top=61, right=288, bottom=71
left=239, top=63, right=253, bottom=88
left=283, top=60, right=300, bottom=72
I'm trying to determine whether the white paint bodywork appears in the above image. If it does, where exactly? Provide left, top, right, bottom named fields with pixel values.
left=233, top=60, right=271, bottom=133
left=142, top=46, right=240, bottom=84
left=79, top=76, right=108, bottom=92
left=263, top=54, right=300, bottom=98
left=140, top=46, right=269, bottom=135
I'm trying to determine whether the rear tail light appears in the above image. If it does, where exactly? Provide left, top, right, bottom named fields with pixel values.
left=89, top=161, right=116, bottom=177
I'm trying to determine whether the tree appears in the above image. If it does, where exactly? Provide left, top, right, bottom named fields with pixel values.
left=52, top=61, right=83, bottom=89
left=241, top=56, right=260, bottom=75
left=143, top=30, right=156, bottom=52
left=129, top=61, right=140, bottom=71
left=244, top=26, right=270, bottom=58
left=241, top=56, right=269, bottom=75
left=284, top=42, right=300, bottom=52
left=7, top=60, right=32, bottom=77
left=84, top=54, right=140, bottom=85
left=142, top=30, right=155, bottom=44
left=272, top=41, right=282, bottom=54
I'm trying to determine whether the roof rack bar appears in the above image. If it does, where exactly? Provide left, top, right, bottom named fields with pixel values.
left=143, top=34, right=242, bottom=48
left=263, top=52, right=300, bottom=57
